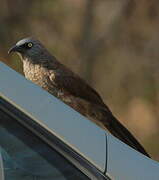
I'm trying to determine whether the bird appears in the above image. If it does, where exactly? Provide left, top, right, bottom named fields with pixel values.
left=8, top=37, right=150, bottom=157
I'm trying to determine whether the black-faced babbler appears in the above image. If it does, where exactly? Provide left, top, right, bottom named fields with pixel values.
left=9, top=37, right=150, bottom=157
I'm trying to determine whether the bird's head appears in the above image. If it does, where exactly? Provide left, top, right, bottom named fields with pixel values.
left=8, top=37, right=49, bottom=63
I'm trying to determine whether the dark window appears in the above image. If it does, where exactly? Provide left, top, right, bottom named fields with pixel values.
left=0, top=109, right=89, bottom=180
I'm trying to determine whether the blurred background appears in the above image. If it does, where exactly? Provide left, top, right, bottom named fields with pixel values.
left=0, top=0, right=159, bottom=160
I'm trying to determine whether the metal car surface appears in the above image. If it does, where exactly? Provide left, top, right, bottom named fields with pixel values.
left=0, top=62, right=159, bottom=180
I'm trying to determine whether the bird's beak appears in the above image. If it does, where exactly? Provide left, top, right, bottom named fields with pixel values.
left=8, top=45, right=18, bottom=54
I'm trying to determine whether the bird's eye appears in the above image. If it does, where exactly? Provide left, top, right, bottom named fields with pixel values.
left=27, top=42, right=33, bottom=48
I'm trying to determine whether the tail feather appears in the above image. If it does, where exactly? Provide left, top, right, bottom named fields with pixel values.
left=104, top=115, right=150, bottom=158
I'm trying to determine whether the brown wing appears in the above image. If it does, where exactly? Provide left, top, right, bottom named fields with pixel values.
left=48, top=63, right=107, bottom=108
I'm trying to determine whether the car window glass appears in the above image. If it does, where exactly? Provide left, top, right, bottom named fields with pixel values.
left=0, top=109, right=89, bottom=180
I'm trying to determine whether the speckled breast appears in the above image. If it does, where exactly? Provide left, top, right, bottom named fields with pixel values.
left=23, top=60, right=59, bottom=96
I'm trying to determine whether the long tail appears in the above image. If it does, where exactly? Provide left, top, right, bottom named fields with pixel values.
left=102, top=112, right=150, bottom=157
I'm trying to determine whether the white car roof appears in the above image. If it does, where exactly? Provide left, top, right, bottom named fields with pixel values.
left=0, top=62, right=106, bottom=172
left=1, top=62, right=159, bottom=180
left=106, top=132, right=159, bottom=180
